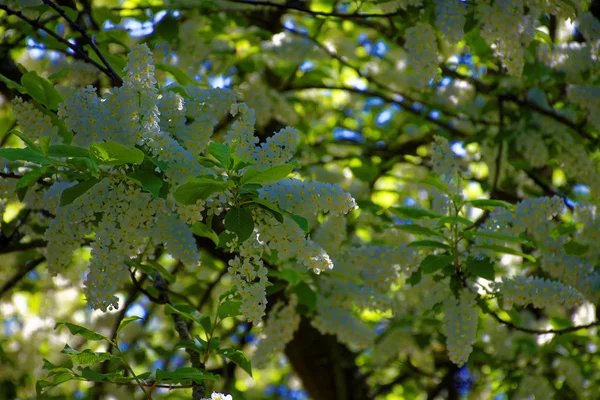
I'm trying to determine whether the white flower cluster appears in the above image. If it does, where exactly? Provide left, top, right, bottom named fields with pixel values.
left=252, top=295, right=300, bottom=369
left=43, top=179, right=193, bottom=311
left=442, top=290, right=478, bottom=366
left=540, top=237, right=600, bottom=303
left=497, top=276, right=584, bottom=310
left=435, top=0, right=467, bottom=44
left=483, top=197, right=563, bottom=241
left=239, top=73, right=299, bottom=127
left=567, top=84, right=600, bottom=131
left=578, top=11, right=600, bottom=44
left=398, top=275, right=452, bottom=314
left=257, top=215, right=333, bottom=274
left=201, top=393, right=233, bottom=400
left=431, top=136, right=461, bottom=194
left=252, top=127, right=299, bottom=168
left=573, top=203, right=600, bottom=258
left=312, top=214, right=347, bottom=256
left=228, top=240, right=269, bottom=324
left=516, top=131, right=549, bottom=168
left=224, top=102, right=258, bottom=160
left=405, top=23, right=439, bottom=89
left=151, top=212, right=200, bottom=267
left=538, top=42, right=598, bottom=83
left=513, top=375, right=555, bottom=400
left=311, top=296, right=374, bottom=349
left=259, top=178, right=357, bottom=217
left=12, top=97, right=58, bottom=143
left=262, top=32, right=320, bottom=65
left=49, top=59, right=101, bottom=87
left=57, top=44, right=219, bottom=185
left=476, top=0, right=532, bottom=76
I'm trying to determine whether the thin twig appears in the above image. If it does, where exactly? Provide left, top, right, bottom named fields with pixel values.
left=0, top=257, right=45, bottom=298
left=490, top=310, right=600, bottom=335
left=41, top=0, right=122, bottom=86
left=0, top=4, right=119, bottom=85
left=225, top=0, right=406, bottom=19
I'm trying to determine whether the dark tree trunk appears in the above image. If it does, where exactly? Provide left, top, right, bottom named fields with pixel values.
left=285, top=318, right=373, bottom=400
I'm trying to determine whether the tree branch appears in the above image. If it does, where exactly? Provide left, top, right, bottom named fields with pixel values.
left=0, top=4, right=120, bottom=85
left=490, top=309, right=600, bottom=335
left=0, top=257, right=45, bottom=298
left=41, top=0, right=122, bottom=86
left=225, top=0, right=406, bottom=19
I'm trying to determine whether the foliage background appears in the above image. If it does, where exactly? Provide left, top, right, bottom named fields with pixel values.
left=0, top=0, right=600, bottom=399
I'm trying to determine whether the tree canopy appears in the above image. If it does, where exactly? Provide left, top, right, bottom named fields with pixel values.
left=0, top=1, right=600, bottom=399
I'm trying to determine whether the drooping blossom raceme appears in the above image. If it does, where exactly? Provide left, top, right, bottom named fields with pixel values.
left=252, top=295, right=300, bottom=369
left=495, top=276, right=584, bottom=310
left=405, top=23, right=438, bottom=89
left=442, top=290, right=478, bottom=366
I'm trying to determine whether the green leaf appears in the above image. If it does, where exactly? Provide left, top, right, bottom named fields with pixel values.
left=48, top=145, right=90, bottom=158
left=390, top=206, right=443, bottom=220
left=116, top=316, right=143, bottom=337
left=42, top=358, right=73, bottom=371
left=156, top=63, right=196, bottom=85
left=217, top=299, right=242, bottom=319
left=66, top=157, right=100, bottom=178
left=47, top=68, right=73, bottom=81
left=292, top=282, right=317, bottom=313
left=81, top=367, right=108, bottom=381
left=437, top=216, right=473, bottom=227
left=231, top=153, right=255, bottom=171
left=563, top=240, right=590, bottom=256
left=468, top=199, right=515, bottom=211
left=49, top=112, right=73, bottom=144
left=407, top=240, right=451, bottom=250
left=173, top=178, right=233, bottom=205
left=36, top=373, right=75, bottom=396
left=240, top=164, right=294, bottom=185
left=173, top=339, right=205, bottom=354
left=21, top=71, right=63, bottom=110
left=127, top=170, right=164, bottom=197
left=224, top=207, right=255, bottom=242
left=350, top=163, right=379, bottom=182
left=89, top=141, right=144, bottom=165
left=506, top=308, right=522, bottom=326
left=39, top=136, right=51, bottom=155
left=250, top=198, right=284, bottom=223
left=16, top=166, right=48, bottom=189
left=54, top=322, right=106, bottom=341
left=61, top=345, right=118, bottom=364
left=0, top=148, right=50, bottom=164
left=420, top=254, right=455, bottom=274
left=269, top=268, right=306, bottom=285
left=0, top=73, right=25, bottom=93
left=470, top=231, right=532, bottom=245
left=192, top=222, right=219, bottom=246
left=155, top=367, right=219, bottom=384
left=207, top=142, right=231, bottom=169
left=217, top=348, right=253, bottom=377
left=466, top=258, right=495, bottom=280
left=164, top=304, right=212, bottom=332
left=218, top=230, right=237, bottom=248
left=9, top=129, right=38, bottom=150
left=59, top=178, right=102, bottom=207
left=285, top=212, right=309, bottom=232
left=472, top=244, right=536, bottom=262
left=395, top=224, right=443, bottom=237
left=142, top=260, right=176, bottom=283
left=406, top=269, right=422, bottom=285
